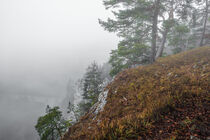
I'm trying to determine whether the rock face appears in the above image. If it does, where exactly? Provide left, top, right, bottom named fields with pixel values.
left=89, top=90, right=109, bottom=116
left=62, top=46, right=210, bottom=140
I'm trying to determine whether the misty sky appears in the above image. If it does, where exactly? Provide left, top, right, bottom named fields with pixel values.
left=0, top=0, right=118, bottom=139
left=0, top=0, right=118, bottom=97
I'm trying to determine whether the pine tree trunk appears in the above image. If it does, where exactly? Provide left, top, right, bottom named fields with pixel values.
left=200, top=0, right=209, bottom=47
left=52, top=129, right=54, bottom=140
left=151, top=0, right=160, bottom=63
left=156, top=0, right=174, bottom=58
left=156, top=28, right=169, bottom=58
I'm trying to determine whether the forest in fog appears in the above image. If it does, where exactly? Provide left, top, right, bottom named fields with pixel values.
left=0, top=0, right=209, bottom=140
left=0, top=0, right=117, bottom=139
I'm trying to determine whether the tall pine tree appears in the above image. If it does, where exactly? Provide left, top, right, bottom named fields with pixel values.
left=100, top=0, right=196, bottom=76
left=80, top=62, right=103, bottom=112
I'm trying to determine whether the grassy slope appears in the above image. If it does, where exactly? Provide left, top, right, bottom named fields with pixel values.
left=63, top=46, right=210, bottom=140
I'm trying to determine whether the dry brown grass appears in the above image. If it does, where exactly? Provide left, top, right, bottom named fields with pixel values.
left=62, top=46, right=210, bottom=140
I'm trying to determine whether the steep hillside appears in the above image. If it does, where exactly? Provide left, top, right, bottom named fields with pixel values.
left=63, top=47, right=210, bottom=140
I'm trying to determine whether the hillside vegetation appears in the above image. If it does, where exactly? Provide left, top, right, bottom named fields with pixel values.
left=63, top=46, right=210, bottom=140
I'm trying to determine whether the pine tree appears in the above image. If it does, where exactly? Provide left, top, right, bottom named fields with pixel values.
left=35, top=106, right=70, bottom=140
left=167, top=0, right=210, bottom=50
left=100, top=0, right=199, bottom=76
left=99, top=0, right=157, bottom=63
left=168, top=24, right=191, bottom=53
left=80, top=62, right=103, bottom=111
left=109, top=43, right=150, bottom=76
left=192, top=0, right=210, bottom=46
left=100, top=0, right=209, bottom=77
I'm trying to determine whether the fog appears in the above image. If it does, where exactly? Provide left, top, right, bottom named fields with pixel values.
left=0, top=0, right=118, bottom=139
